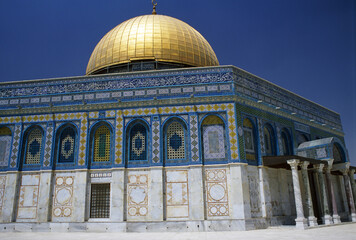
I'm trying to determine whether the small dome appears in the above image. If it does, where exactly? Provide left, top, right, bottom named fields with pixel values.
left=86, top=14, right=219, bottom=75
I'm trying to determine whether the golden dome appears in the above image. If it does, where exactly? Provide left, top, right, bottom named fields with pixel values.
left=86, top=14, right=219, bottom=75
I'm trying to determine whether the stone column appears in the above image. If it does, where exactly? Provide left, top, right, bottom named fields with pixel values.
left=300, top=161, right=318, bottom=226
left=341, top=169, right=356, bottom=222
left=349, top=169, right=356, bottom=208
left=325, top=165, right=341, bottom=224
left=315, top=164, right=333, bottom=225
left=287, top=159, right=308, bottom=229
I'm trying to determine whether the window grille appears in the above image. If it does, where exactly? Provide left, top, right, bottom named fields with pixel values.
left=167, top=122, right=185, bottom=160
left=90, top=183, right=110, bottom=218
left=58, top=127, right=76, bottom=163
left=93, top=125, right=111, bottom=162
left=25, top=128, right=43, bottom=164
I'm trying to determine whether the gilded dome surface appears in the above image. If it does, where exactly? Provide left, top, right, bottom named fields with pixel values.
left=86, top=14, right=219, bottom=75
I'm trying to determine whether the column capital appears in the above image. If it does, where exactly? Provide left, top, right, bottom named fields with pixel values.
left=287, top=159, right=300, bottom=170
left=301, top=161, right=310, bottom=170
left=341, top=168, right=349, bottom=176
left=315, top=163, right=325, bottom=173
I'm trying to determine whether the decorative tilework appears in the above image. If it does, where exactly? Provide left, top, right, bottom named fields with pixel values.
left=258, top=119, right=265, bottom=155
left=25, top=128, right=43, bottom=165
left=93, top=125, right=111, bottom=162
left=0, top=136, right=11, bottom=167
left=58, top=127, right=76, bottom=163
left=0, top=176, right=5, bottom=215
left=152, top=120, right=160, bottom=163
left=17, top=174, right=40, bottom=219
left=52, top=176, right=74, bottom=218
left=243, top=118, right=256, bottom=161
left=205, top=169, right=229, bottom=217
left=114, top=112, right=123, bottom=164
left=43, top=125, right=54, bottom=167
left=10, top=125, right=21, bottom=168
left=225, top=104, right=239, bottom=160
left=167, top=122, right=185, bottom=160
left=166, top=170, right=189, bottom=219
left=78, top=113, right=88, bottom=166
left=129, top=124, right=147, bottom=161
left=247, top=168, right=262, bottom=218
left=127, top=173, right=149, bottom=218
left=189, top=114, right=199, bottom=162
left=202, top=125, right=225, bottom=160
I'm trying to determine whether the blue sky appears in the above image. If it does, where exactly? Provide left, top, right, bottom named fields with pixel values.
left=0, top=0, right=355, bottom=165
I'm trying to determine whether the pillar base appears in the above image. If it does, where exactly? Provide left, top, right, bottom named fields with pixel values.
left=332, top=215, right=341, bottom=224
left=308, top=216, right=318, bottom=227
left=295, top=217, right=308, bottom=230
left=351, top=213, right=356, bottom=222
left=323, top=215, right=333, bottom=225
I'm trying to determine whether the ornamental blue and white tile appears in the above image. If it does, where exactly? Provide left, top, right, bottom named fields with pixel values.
left=167, top=122, right=185, bottom=160
left=0, top=136, right=12, bottom=166
left=130, top=125, right=147, bottom=161
left=203, top=125, right=225, bottom=160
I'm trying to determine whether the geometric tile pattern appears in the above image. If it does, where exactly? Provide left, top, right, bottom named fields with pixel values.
left=78, top=113, right=88, bottom=166
left=247, top=168, right=262, bottom=218
left=25, top=128, right=43, bottom=165
left=129, top=124, right=147, bottom=161
left=17, top=174, right=40, bottom=219
left=93, top=125, right=111, bottom=162
left=202, top=125, right=225, bottom=160
left=189, top=114, right=199, bottom=162
left=258, top=119, right=265, bottom=155
left=0, top=176, right=5, bottom=216
left=167, top=122, right=185, bottom=160
left=10, top=124, right=21, bottom=168
left=114, top=111, right=123, bottom=164
left=225, top=104, right=239, bottom=160
left=166, top=170, right=189, bottom=219
left=205, top=168, right=229, bottom=217
left=43, top=125, right=54, bottom=167
left=127, top=173, right=149, bottom=218
left=152, top=119, right=160, bottom=163
left=52, top=176, right=74, bottom=218
left=0, top=136, right=12, bottom=167
left=58, top=127, right=76, bottom=163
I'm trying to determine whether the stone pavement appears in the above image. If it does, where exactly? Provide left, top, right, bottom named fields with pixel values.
left=1, top=223, right=355, bottom=240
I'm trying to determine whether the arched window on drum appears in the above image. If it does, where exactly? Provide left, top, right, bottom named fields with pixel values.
left=201, top=115, right=226, bottom=163
left=0, top=126, right=12, bottom=167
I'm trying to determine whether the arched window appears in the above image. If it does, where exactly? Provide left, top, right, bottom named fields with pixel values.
left=0, top=126, right=12, bottom=167
left=281, top=128, right=292, bottom=156
left=296, top=132, right=309, bottom=146
left=55, top=124, right=77, bottom=164
left=263, top=124, right=276, bottom=156
left=201, top=115, right=226, bottom=162
left=333, top=143, right=345, bottom=164
left=23, top=126, right=44, bottom=165
left=243, top=118, right=256, bottom=161
left=164, top=119, right=187, bottom=163
left=91, top=124, right=112, bottom=163
left=129, top=123, right=148, bottom=161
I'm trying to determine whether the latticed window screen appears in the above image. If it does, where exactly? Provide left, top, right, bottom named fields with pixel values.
left=202, top=115, right=226, bottom=160
left=129, top=124, right=147, bottom=161
left=25, top=128, right=43, bottom=164
left=58, top=127, right=76, bottom=163
left=243, top=118, right=256, bottom=161
left=93, top=125, right=111, bottom=162
left=90, top=183, right=110, bottom=218
left=167, top=122, right=185, bottom=160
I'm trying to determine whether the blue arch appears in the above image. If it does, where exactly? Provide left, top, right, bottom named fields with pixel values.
left=54, top=122, right=79, bottom=167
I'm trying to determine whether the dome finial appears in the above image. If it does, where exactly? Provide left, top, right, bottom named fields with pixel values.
left=152, top=0, right=157, bottom=15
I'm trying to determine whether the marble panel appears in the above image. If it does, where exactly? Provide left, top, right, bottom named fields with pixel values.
left=52, top=176, right=74, bottom=219
left=205, top=169, right=229, bottom=217
left=127, top=172, right=149, bottom=220
left=166, top=170, right=189, bottom=219
left=0, top=176, right=5, bottom=216
left=17, top=174, right=40, bottom=220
